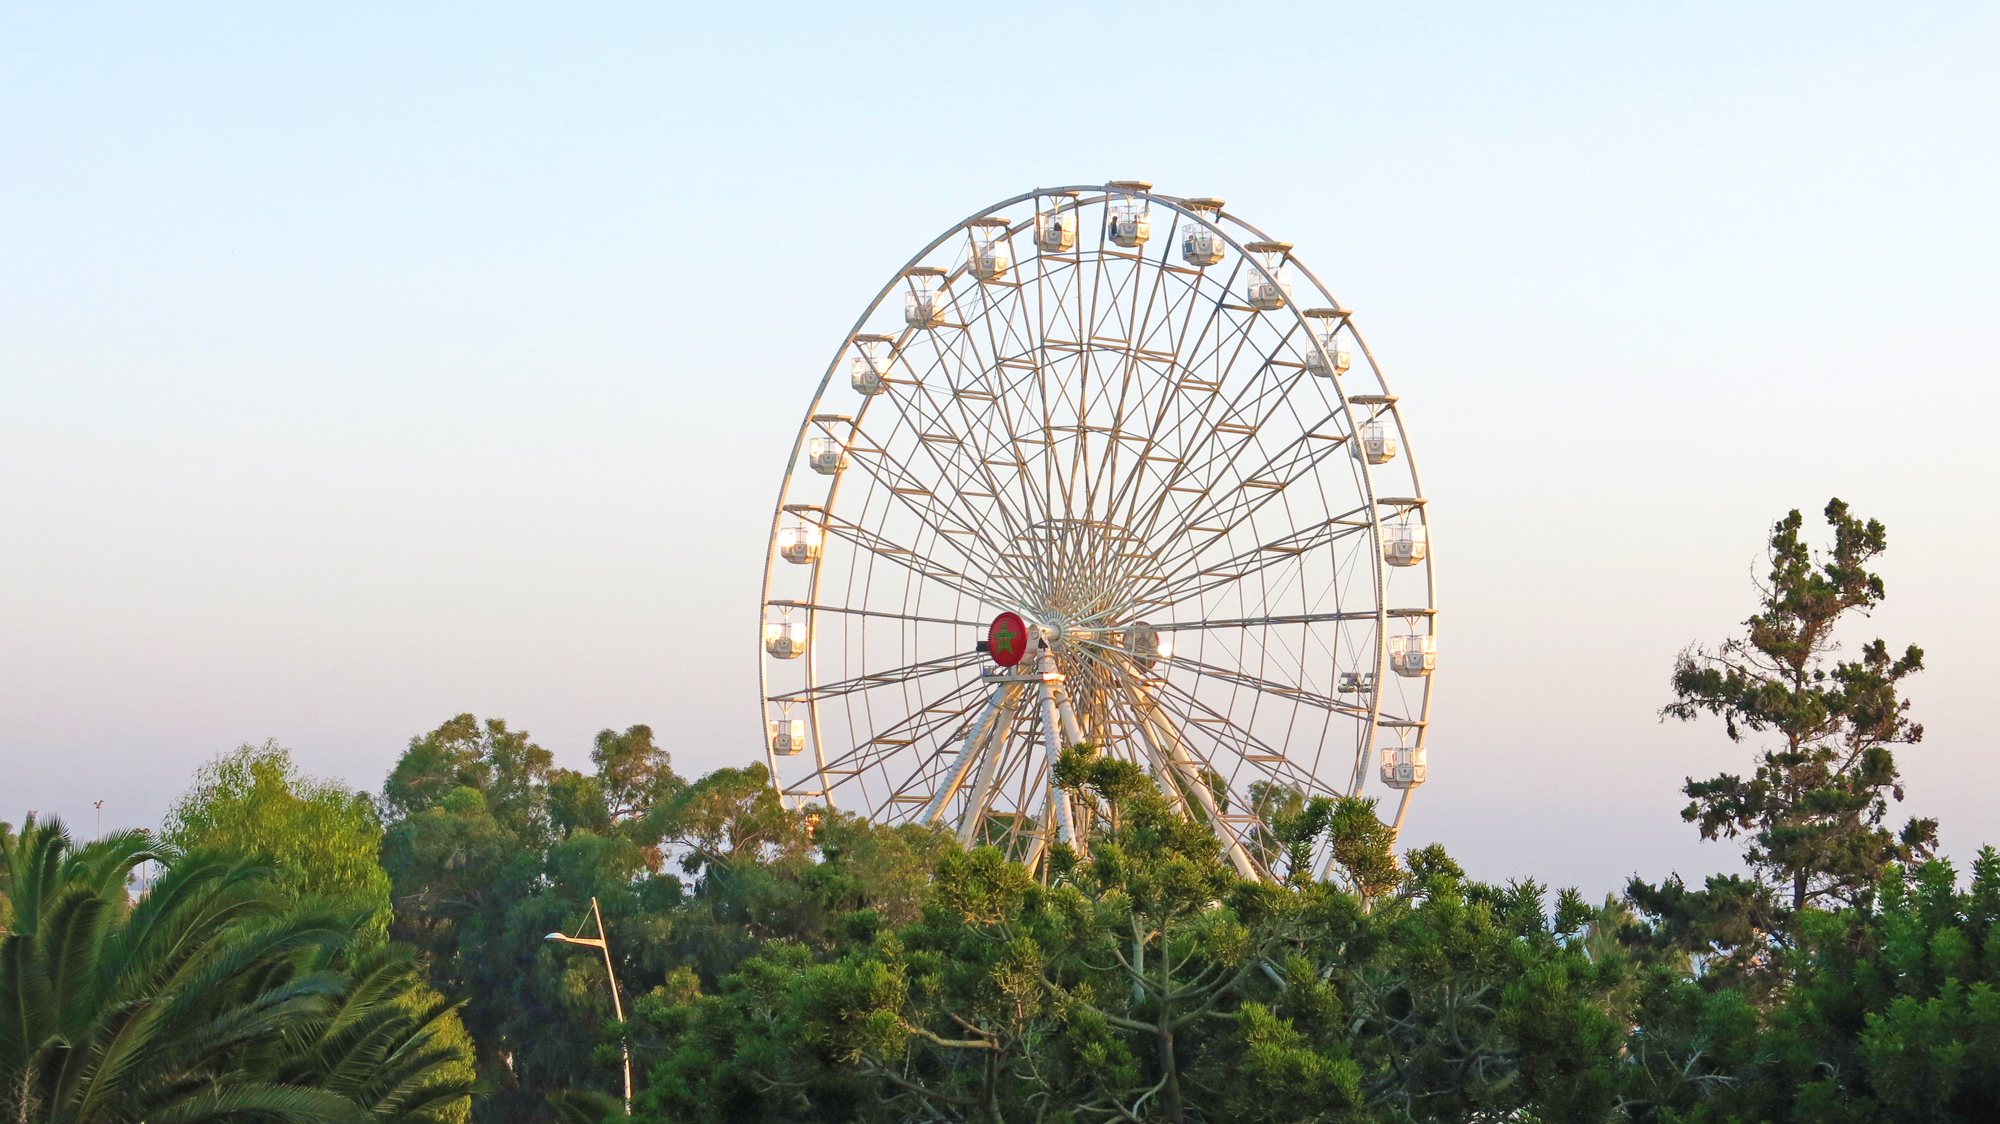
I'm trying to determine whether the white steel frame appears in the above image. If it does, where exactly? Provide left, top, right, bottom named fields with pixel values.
left=757, top=183, right=1436, bottom=881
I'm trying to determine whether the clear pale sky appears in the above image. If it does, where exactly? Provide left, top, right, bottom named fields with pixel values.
left=3, top=3, right=1995, bottom=896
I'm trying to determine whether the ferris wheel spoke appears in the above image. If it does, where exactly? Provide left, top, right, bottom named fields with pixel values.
left=765, top=600, right=988, bottom=629
left=1148, top=653, right=1369, bottom=721
left=1116, top=321, right=1271, bottom=541
left=1139, top=514, right=1371, bottom=607
left=1087, top=271, right=1204, bottom=523
left=891, top=377, right=1046, bottom=561
left=1063, top=645, right=1330, bottom=790
left=1151, top=610, right=1378, bottom=630
left=1127, top=369, right=1312, bottom=548
left=768, top=650, right=984, bottom=705
left=816, top=514, right=1019, bottom=610
left=1153, top=411, right=1351, bottom=540
left=1126, top=675, right=1334, bottom=796
left=796, top=680, right=990, bottom=797
left=1078, top=238, right=1175, bottom=513
left=841, top=414, right=1030, bottom=578
left=915, top=288, right=1081, bottom=570
left=1097, top=266, right=1242, bottom=540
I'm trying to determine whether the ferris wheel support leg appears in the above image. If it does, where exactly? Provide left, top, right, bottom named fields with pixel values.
left=957, top=691, right=1020, bottom=847
left=1118, top=686, right=1191, bottom=819
left=1054, top=689, right=1087, bottom=749
left=1056, top=696, right=1088, bottom=748
left=1039, top=679, right=1079, bottom=847
left=1127, top=687, right=1263, bottom=883
left=918, top=682, right=1010, bottom=827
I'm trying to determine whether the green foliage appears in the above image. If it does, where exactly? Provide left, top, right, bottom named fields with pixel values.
left=0, top=815, right=473, bottom=1124
left=378, top=715, right=947, bottom=1124
left=164, top=739, right=395, bottom=944
left=1663, top=499, right=1935, bottom=917
left=1614, top=853, right=2000, bottom=1122
left=626, top=767, right=1629, bottom=1124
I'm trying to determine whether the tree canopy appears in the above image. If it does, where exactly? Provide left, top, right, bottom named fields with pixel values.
left=164, top=740, right=396, bottom=943
left=13, top=497, right=1987, bottom=1124
left=0, top=816, right=475, bottom=1124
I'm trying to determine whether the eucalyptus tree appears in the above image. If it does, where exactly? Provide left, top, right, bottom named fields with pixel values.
left=164, top=741, right=395, bottom=943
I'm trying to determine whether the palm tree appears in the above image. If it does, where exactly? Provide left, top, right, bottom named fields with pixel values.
left=260, top=947, right=478, bottom=1124
left=0, top=815, right=473, bottom=1124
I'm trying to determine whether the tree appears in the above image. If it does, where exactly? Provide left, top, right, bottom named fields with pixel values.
left=164, top=740, right=395, bottom=943
left=1663, top=499, right=1934, bottom=918
left=629, top=749, right=1630, bottom=1124
left=1614, top=852, right=2000, bottom=1122
left=381, top=715, right=604, bottom=1121
left=0, top=815, right=474, bottom=1124
left=262, top=944, right=482, bottom=1124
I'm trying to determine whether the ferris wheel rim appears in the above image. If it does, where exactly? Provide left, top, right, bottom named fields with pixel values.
left=755, top=181, right=1436, bottom=866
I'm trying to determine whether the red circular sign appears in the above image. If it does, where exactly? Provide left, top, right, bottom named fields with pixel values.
left=987, top=612, right=1030, bottom=668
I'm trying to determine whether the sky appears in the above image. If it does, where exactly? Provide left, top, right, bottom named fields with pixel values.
left=3, top=2, right=1996, bottom=897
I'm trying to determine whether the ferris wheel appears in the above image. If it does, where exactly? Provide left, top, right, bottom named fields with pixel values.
left=757, top=181, right=1435, bottom=881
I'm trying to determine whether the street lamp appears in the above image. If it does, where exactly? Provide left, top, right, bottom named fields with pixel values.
left=545, top=896, right=631, bottom=1113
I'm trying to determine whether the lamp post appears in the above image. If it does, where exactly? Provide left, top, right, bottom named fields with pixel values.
left=545, top=897, right=631, bottom=1113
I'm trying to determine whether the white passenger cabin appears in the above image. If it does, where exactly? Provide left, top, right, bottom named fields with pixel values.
left=1382, top=522, right=1428, bottom=567
left=904, top=267, right=947, bottom=328
left=1388, top=633, right=1436, bottom=677
left=778, top=524, right=823, bottom=565
left=972, top=239, right=1011, bottom=282
left=1302, top=309, right=1351, bottom=377
left=1244, top=241, right=1293, bottom=310
left=764, top=620, right=807, bottom=659
left=1125, top=622, right=1172, bottom=669
left=1182, top=225, right=1224, bottom=266
left=1036, top=193, right=1080, bottom=252
left=1380, top=744, right=1427, bottom=789
left=850, top=336, right=893, bottom=395
left=1112, top=197, right=1160, bottom=245
left=768, top=718, right=807, bottom=756
left=968, top=217, right=1012, bottom=282
left=807, top=436, right=848, bottom=475
left=1350, top=421, right=1398, bottom=465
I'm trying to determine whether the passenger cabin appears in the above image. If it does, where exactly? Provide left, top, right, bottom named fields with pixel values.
left=764, top=620, right=807, bottom=659
left=768, top=718, right=807, bottom=756
left=904, top=266, right=948, bottom=329
left=1106, top=181, right=1153, bottom=247
left=967, top=216, right=1012, bottom=282
left=1178, top=198, right=1227, bottom=266
left=1388, top=633, right=1436, bottom=677
left=1350, top=421, right=1398, bottom=465
left=778, top=523, right=823, bottom=565
left=1302, top=308, right=1351, bottom=376
left=1036, top=192, right=1080, bottom=252
left=1126, top=622, right=1172, bottom=669
left=807, top=436, right=848, bottom=475
left=1382, top=521, right=1428, bottom=567
left=850, top=335, right=894, bottom=395
left=1244, top=241, right=1293, bottom=310
left=1380, top=744, right=1427, bottom=789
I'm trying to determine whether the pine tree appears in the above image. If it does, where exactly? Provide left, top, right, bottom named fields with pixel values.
left=1664, top=499, right=1935, bottom=917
